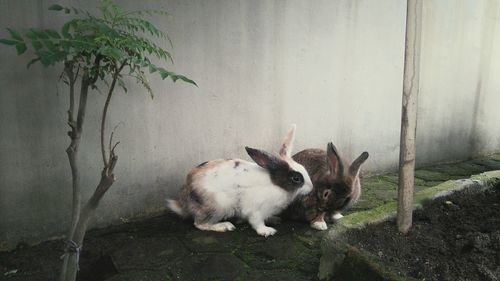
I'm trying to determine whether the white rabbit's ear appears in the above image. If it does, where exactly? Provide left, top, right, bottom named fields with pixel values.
left=246, top=147, right=286, bottom=170
left=279, top=124, right=296, bottom=158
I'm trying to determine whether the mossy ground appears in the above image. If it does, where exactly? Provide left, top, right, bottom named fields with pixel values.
left=357, top=154, right=500, bottom=214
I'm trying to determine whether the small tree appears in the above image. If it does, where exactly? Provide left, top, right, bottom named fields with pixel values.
left=0, top=1, right=196, bottom=280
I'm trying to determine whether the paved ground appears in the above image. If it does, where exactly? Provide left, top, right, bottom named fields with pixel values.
left=1, top=154, right=499, bottom=281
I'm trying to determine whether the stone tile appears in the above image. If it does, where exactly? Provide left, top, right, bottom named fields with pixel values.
left=111, top=236, right=188, bottom=270
left=234, top=234, right=320, bottom=273
left=245, top=269, right=313, bottom=281
left=106, top=270, right=172, bottom=281
left=171, top=253, right=247, bottom=281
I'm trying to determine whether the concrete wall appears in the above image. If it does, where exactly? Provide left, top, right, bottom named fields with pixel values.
left=0, top=0, right=499, bottom=249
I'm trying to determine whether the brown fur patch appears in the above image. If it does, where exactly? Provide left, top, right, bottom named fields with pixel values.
left=311, top=212, right=326, bottom=223
left=290, top=148, right=367, bottom=223
left=179, top=160, right=227, bottom=224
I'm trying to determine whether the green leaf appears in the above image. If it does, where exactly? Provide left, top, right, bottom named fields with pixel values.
left=64, top=7, right=71, bottom=14
left=158, top=68, right=169, bottom=79
left=31, top=40, right=43, bottom=51
left=117, top=79, right=127, bottom=92
left=15, top=43, right=27, bottom=55
left=43, top=39, right=58, bottom=52
left=61, top=22, right=72, bottom=39
left=27, top=57, right=41, bottom=68
left=25, top=29, right=37, bottom=40
left=148, top=64, right=157, bottom=73
left=0, top=38, right=18, bottom=45
left=31, top=28, right=49, bottom=40
left=45, top=29, right=61, bottom=39
left=6, top=28, right=22, bottom=41
left=177, top=75, right=198, bottom=86
left=48, top=4, right=64, bottom=11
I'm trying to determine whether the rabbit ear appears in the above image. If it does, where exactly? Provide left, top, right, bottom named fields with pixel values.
left=279, top=124, right=296, bottom=158
left=246, top=147, right=286, bottom=170
left=349, top=152, right=369, bottom=177
left=327, top=142, right=343, bottom=176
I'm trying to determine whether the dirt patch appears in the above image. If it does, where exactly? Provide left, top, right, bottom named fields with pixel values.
left=347, top=183, right=500, bottom=281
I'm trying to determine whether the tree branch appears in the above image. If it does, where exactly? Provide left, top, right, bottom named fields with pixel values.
left=100, top=61, right=127, bottom=167
left=64, top=62, right=76, bottom=132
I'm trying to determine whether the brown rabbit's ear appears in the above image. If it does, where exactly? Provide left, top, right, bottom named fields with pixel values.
left=327, top=142, right=344, bottom=176
left=279, top=124, right=296, bottom=158
left=246, top=147, right=286, bottom=170
left=349, top=152, right=369, bottom=177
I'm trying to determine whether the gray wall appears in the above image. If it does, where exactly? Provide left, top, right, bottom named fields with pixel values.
left=1, top=0, right=499, bottom=250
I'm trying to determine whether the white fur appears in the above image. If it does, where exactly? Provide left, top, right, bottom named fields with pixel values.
left=195, top=221, right=236, bottom=232
left=166, top=199, right=184, bottom=216
left=195, top=159, right=312, bottom=236
left=332, top=212, right=344, bottom=220
left=311, top=221, right=328, bottom=230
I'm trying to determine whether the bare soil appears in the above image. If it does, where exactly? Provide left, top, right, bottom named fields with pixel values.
left=347, top=183, right=500, bottom=281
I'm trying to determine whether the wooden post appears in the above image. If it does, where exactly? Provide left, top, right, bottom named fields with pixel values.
left=397, top=0, right=423, bottom=234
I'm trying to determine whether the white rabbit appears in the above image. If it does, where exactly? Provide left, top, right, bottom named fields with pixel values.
left=167, top=125, right=313, bottom=237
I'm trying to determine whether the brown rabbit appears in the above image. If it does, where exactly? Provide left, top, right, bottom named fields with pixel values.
left=282, top=142, right=368, bottom=230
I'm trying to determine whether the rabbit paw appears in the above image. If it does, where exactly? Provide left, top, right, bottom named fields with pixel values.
left=311, top=221, right=328, bottom=230
left=332, top=213, right=344, bottom=220
left=256, top=226, right=277, bottom=237
left=215, top=222, right=236, bottom=232
left=195, top=221, right=236, bottom=232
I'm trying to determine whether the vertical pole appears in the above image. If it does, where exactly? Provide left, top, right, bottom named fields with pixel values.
left=397, top=0, right=423, bottom=234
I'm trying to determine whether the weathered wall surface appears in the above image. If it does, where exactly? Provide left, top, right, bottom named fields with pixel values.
left=417, top=0, right=500, bottom=164
left=0, top=0, right=499, bottom=249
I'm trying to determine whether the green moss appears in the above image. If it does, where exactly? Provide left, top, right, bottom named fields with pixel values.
left=235, top=248, right=256, bottom=266
left=234, top=274, right=245, bottom=281
left=192, top=236, right=218, bottom=245
left=295, top=234, right=319, bottom=248
left=430, top=164, right=472, bottom=177
left=362, top=177, right=398, bottom=190
left=471, top=170, right=500, bottom=186
left=490, top=154, right=500, bottom=162
left=379, top=173, right=399, bottom=184
left=339, top=201, right=397, bottom=229
left=414, top=170, right=450, bottom=182
left=471, top=159, right=500, bottom=170
left=456, top=162, right=488, bottom=174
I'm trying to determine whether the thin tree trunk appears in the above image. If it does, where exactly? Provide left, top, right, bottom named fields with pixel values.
left=397, top=0, right=423, bottom=234
left=60, top=71, right=91, bottom=281
left=62, top=168, right=116, bottom=281
left=60, top=63, right=122, bottom=281
left=64, top=63, right=80, bottom=239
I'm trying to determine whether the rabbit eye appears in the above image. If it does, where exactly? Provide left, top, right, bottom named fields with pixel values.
left=290, top=172, right=303, bottom=184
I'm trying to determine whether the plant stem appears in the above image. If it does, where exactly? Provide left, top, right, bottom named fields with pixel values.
left=60, top=71, right=91, bottom=281
left=100, top=61, right=126, bottom=166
